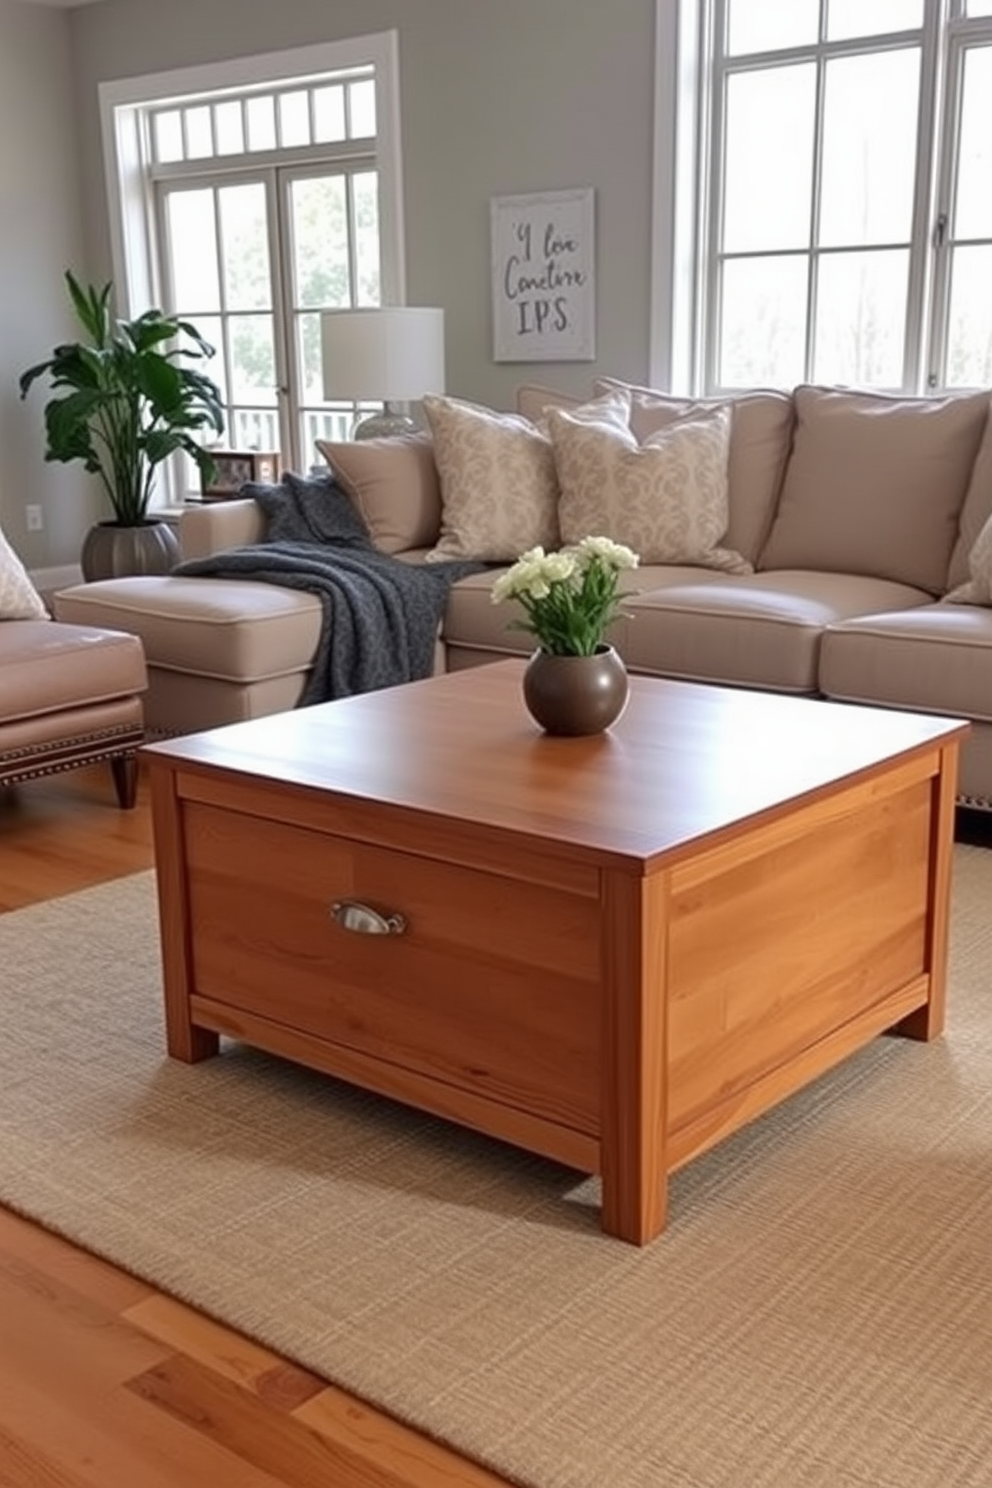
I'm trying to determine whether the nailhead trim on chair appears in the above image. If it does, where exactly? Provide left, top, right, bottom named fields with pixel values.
left=0, top=722, right=146, bottom=789
left=0, top=722, right=145, bottom=768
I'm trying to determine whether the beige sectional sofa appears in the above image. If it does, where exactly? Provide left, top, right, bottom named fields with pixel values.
left=53, top=379, right=992, bottom=809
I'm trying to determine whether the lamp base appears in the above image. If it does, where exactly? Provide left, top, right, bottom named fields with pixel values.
left=352, top=403, right=418, bottom=441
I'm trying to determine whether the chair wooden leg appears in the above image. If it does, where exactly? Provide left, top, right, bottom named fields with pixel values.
left=109, top=752, right=138, bottom=809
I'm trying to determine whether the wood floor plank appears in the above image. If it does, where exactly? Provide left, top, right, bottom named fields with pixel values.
left=0, top=1208, right=153, bottom=1312
left=126, top=1354, right=426, bottom=1488
left=0, top=1359, right=287, bottom=1488
left=0, top=769, right=154, bottom=911
left=124, top=1293, right=326, bottom=1407
left=0, top=1263, right=171, bottom=1395
left=294, top=1385, right=513, bottom=1488
left=0, top=1421, right=95, bottom=1488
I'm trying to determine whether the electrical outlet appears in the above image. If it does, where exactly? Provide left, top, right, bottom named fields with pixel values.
left=25, top=505, right=43, bottom=532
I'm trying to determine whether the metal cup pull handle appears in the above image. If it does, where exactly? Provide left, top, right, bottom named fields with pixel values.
left=330, top=899, right=407, bottom=936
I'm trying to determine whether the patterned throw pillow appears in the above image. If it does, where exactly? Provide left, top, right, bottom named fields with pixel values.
left=0, top=524, right=48, bottom=619
left=549, top=403, right=751, bottom=572
left=944, top=510, right=992, bottom=606
left=423, top=390, right=629, bottom=563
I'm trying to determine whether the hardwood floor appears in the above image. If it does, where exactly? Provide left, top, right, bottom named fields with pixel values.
left=0, top=765, right=510, bottom=1488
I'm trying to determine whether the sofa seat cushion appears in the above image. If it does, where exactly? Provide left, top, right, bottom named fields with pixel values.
left=441, top=563, right=728, bottom=659
left=53, top=577, right=322, bottom=686
left=620, top=572, right=933, bottom=694
left=0, top=620, right=146, bottom=724
left=820, top=604, right=992, bottom=724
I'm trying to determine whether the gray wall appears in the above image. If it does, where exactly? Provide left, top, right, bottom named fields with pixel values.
left=0, top=0, right=94, bottom=571
left=71, top=0, right=659, bottom=405
left=7, top=0, right=661, bottom=567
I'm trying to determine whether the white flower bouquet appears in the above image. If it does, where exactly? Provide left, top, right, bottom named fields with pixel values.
left=491, top=535, right=639, bottom=656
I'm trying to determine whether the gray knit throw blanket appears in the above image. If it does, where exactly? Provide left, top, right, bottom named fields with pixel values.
left=173, top=473, right=485, bottom=704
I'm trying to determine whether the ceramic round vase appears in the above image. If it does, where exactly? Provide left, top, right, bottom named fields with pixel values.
left=522, top=645, right=629, bottom=736
left=81, top=520, right=180, bottom=582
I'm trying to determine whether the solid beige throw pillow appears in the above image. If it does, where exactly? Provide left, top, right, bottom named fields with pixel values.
left=549, top=403, right=751, bottom=572
left=758, top=385, right=990, bottom=593
left=944, top=510, right=992, bottom=606
left=0, top=524, right=48, bottom=619
left=423, top=389, right=629, bottom=563
left=315, top=431, right=441, bottom=555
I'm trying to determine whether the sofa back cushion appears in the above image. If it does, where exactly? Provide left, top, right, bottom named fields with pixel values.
left=758, top=384, right=989, bottom=592
left=549, top=402, right=751, bottom=572
left=514, top=383, right=587, bottom=423
left=315, top=431, right=442, bottom=555
left=595, top=379, right=795, bottom=565
left=946, top=393, right=992, bottom=591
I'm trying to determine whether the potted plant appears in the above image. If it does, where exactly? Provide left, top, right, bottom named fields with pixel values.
left=491, top=535, right=639, bottom=735
left=19, top=271, right=225, bottom=580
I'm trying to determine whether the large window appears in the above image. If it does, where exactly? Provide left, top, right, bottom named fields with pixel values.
left=101, top=34, right=403, bottom=504
left=655, top=0, right=992, bottom=395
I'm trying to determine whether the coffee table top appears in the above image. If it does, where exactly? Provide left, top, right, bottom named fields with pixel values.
left=144, top=661, right=968, bottom=868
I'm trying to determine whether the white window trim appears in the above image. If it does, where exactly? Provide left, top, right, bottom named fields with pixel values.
left=98, top=30, right=405, bottom=320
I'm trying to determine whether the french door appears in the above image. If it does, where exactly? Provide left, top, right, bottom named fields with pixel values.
left=157, top=160, right=380, bottom=497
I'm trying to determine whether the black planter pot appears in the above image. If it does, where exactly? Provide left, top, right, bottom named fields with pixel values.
left=80, top=520, right=180, bottom=581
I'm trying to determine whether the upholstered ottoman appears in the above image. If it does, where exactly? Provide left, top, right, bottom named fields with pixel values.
left=53, top=576, right=322, bottom=736
left=0, top=620, right=147, bottom=807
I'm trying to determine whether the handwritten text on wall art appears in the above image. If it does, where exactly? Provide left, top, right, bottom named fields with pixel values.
left=490, top=189, right=595, bottom=362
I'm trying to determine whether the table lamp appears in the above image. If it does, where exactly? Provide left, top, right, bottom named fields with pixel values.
left=320, top=306, right=445, bottom=439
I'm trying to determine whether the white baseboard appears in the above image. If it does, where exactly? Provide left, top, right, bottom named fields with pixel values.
left=30, top=563, right=84, bottom=608
left=30, top=562, right=83, bottom=590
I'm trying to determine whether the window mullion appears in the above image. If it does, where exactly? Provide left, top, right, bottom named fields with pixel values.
left=269, top=167, right=297, bottom=470
left=805, top=46, right=828, bottom=385
left=907, top=0, right=948, bottom=389
left=703, top=22, right=727, bottom=393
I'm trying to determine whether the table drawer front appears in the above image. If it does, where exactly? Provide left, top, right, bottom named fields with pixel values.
left=183, top=803, right=601, bottom=1132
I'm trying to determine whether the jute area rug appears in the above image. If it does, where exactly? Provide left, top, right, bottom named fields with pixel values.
left=2, top=848, right=991, bottom=1488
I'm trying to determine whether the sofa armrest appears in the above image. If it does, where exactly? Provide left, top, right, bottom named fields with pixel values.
left=179, top=499, right=265, bottom=559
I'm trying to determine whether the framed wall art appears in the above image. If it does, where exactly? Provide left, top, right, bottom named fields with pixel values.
left=490, top=188, right=595, bottom=363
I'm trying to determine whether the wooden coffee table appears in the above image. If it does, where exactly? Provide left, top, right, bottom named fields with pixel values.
left=144, top=661, right=967, bottom=1245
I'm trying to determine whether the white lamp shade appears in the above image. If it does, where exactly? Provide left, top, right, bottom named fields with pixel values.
left=320, top=307, right=445, bottom=403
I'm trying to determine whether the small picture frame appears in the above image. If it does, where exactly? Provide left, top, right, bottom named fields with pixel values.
left=201, top=449, right=278, bottom=501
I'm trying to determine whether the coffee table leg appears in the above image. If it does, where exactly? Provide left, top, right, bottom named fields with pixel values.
left=894, top=744, right=959, bottom=1043
left=149, top=758, right=220, bottom=1064
left=600, top=873, right=668, bottom=1245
